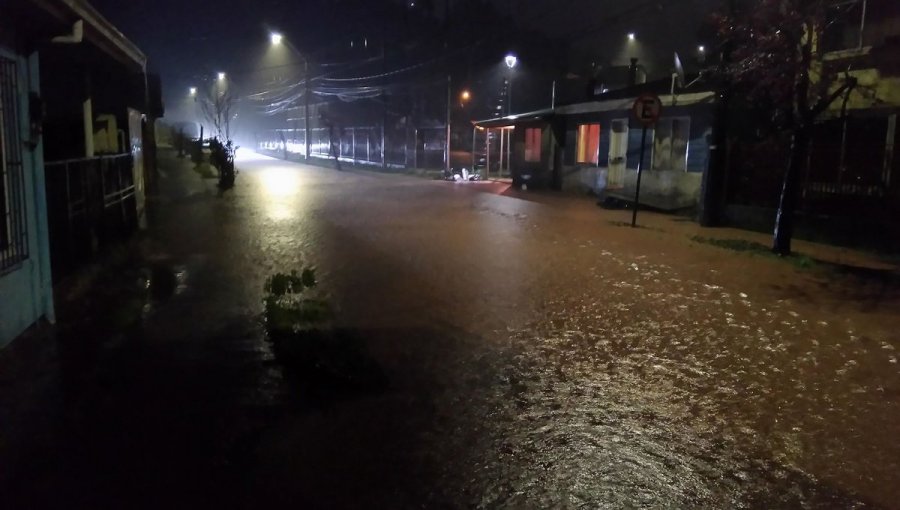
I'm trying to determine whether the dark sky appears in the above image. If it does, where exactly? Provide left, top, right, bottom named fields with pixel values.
left=92, top=0, right=720, bottom=113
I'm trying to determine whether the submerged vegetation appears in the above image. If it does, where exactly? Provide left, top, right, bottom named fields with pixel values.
left=263, top=268, right=385, bottom=390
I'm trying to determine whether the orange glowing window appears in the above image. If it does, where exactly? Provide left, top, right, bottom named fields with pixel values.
left=524, top=128, right=542, bottom=162
left=576, top=123, right=600, bottom=164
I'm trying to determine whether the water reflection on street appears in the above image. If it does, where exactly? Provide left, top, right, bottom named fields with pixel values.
left=4, top=149, right=895, bottom=508
left=233, top=152, right=898, bottom=508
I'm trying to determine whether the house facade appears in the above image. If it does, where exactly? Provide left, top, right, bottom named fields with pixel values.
left=1, top=0, right=159, bottom=347
left=0, top=11, right=55, bottom=345
left=475, top=86, right=716, bottom=212
left=723, top=0, right=900, bottom=249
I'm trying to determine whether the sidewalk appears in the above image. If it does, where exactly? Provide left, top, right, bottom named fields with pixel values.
left=0, top=148, right=262, bottom=508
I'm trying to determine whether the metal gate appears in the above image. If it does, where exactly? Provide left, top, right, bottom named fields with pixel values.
left=0, top=56, right=29, bottom=273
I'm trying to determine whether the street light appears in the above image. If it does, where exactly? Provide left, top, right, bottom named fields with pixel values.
left=698, top=45, right=705, bottom=53
left=267, top=31, right=312, bottom=161
left=460, top=90, right=471, bottom=102
left=503, top=53, right=517, bottom=115
left=217, top=72, right=226, bottom=81
left=628, top=32, right=636, bottom=41
left=189, top=86, right=197, bottom=96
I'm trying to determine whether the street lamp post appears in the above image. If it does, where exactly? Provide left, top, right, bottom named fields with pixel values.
left=272, top=31, right=311, bottom=160
left=445, top=75, right=451, bottom=174
left=503, top=54, right=517, bottom=178
left=504, top=53, right=517, bottom=115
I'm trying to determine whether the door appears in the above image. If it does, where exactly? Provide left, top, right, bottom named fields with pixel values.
left=608, top=119, right=628, bottom=189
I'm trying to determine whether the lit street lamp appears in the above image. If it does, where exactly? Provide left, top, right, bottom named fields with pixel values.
left=504, top=53, right=517, bottom=115
left=217, top=72, right=226, bottom=81
left=698, top=45, right=705, bottom=52
left=460, top=90, right=471, bottom=102
left=189, top=86, right=197, bottom=96
left=628, top=32, right=636, bottom=41
left=268, top=30, right=311, bottom=160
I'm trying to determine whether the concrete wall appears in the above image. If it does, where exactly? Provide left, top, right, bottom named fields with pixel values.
left=0, top=47, right=55, bottom=347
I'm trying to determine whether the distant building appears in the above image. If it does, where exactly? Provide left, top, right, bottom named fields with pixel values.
left=723, top=0, right=900, bottom=249
left=473, top=78, right=715, bottom=212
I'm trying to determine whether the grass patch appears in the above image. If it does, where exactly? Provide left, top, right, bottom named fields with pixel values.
left=690, top=235, right=816, bottom=269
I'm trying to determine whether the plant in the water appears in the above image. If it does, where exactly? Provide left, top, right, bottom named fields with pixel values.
left=209, top=138, right=237, bottom=189
left=262, top=268, right=385, bottom=391
left=263, top=268, right=331, bottom=335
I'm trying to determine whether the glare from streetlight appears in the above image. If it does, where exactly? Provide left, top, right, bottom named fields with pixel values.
left=271, top=32, right=283, bottom=45
left=698, top=45, right=705, bottom=52
left=504, top=54, right=518, bottom=69
left=189, top=87, right=197, bottom=96
left=628, top=32, right=636, bottom=41
left=217, top=72, right=226, bottom=81
left=461, top=90, right=471, bottom=101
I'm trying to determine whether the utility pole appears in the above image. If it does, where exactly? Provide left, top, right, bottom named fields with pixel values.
left=304, top=59, right=311, bottom=160
left=381, top=20, right=387, bottom=170
left=551, top=79, right=556, bottom=109
left=699, top=0, right=735, bottom=226
left=445, top=74, right=451, bottom=174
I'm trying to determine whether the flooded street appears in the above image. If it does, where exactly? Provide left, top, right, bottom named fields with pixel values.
left=2, top=149, right=898, bottom=508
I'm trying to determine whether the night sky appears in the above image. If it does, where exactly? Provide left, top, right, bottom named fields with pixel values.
left=91, top=0, right=720, bottom=113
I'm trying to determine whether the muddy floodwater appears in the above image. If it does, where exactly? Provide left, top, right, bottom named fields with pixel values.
left=1, top=149, right=897, bottom=509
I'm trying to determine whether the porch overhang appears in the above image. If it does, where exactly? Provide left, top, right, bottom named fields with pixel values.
left=30, top=0, right=147, bottom=71
left=472, top=108, right=555, bottom=129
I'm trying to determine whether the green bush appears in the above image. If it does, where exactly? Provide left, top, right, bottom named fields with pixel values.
left=262, top=268, right=385, bottom=390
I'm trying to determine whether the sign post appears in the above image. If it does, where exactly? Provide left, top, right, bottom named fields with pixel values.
left=631, top=93, right=662, bottom=227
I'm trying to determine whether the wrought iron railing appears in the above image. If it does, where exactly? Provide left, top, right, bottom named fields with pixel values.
left=44, top=153, right=135, bottom=280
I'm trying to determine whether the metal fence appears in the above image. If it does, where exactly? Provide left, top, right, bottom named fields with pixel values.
left=45, top=153, right=136, bottom=281
left=0, top=56, right=29, bottom=274
left=258, top=126, right=447, bottom=170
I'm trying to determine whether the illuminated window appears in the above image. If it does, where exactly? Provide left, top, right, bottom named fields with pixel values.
left=524, top=128, right=541, bottom=162
left=652, top=117, right=690, bottom=171
left=576, top=123, right=600, bottom=164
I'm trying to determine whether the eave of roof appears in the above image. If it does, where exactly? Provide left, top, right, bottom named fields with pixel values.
left=31, top=0, right=146, bottom=70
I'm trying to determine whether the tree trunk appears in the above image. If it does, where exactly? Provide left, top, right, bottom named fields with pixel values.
left=774, top=19, right=814, bottom=257
left=772, top=126, right=809, bottom=255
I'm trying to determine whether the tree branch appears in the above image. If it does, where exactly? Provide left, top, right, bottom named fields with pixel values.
left=809, top=73, right=858, bottom=119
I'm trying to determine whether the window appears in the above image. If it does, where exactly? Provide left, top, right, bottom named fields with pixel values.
left=822, top=0, right=866, bottom=52
left=0, top=56, right=28, bottom=272
left=524, top=127, right=541, bottom=162
left=652, top=117, right=690, bottom=171
left=576, top=123, right=600, bottom=164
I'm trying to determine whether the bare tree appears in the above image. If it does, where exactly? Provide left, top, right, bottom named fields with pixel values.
left=716, top=0, right=858, bottom=255
left=199, top=82, right=238, bottom=141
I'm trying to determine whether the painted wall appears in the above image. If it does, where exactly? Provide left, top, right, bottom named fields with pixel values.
left=0, top=46, right=55, bottom=347
left=556, top=102, right=714, bottom=210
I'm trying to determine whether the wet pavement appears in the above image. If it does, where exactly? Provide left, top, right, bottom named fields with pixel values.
left=1, top=148, right=899, bottom=508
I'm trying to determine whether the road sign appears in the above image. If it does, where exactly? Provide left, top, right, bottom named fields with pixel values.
left=632, top=93, right=663, bottom=126
left=630, top=93, right=661, bottom=227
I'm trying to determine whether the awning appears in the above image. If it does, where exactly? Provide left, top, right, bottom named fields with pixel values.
left=30, top=0, right=147, bottom=71
left=472, top=108, right=555, bottom=129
